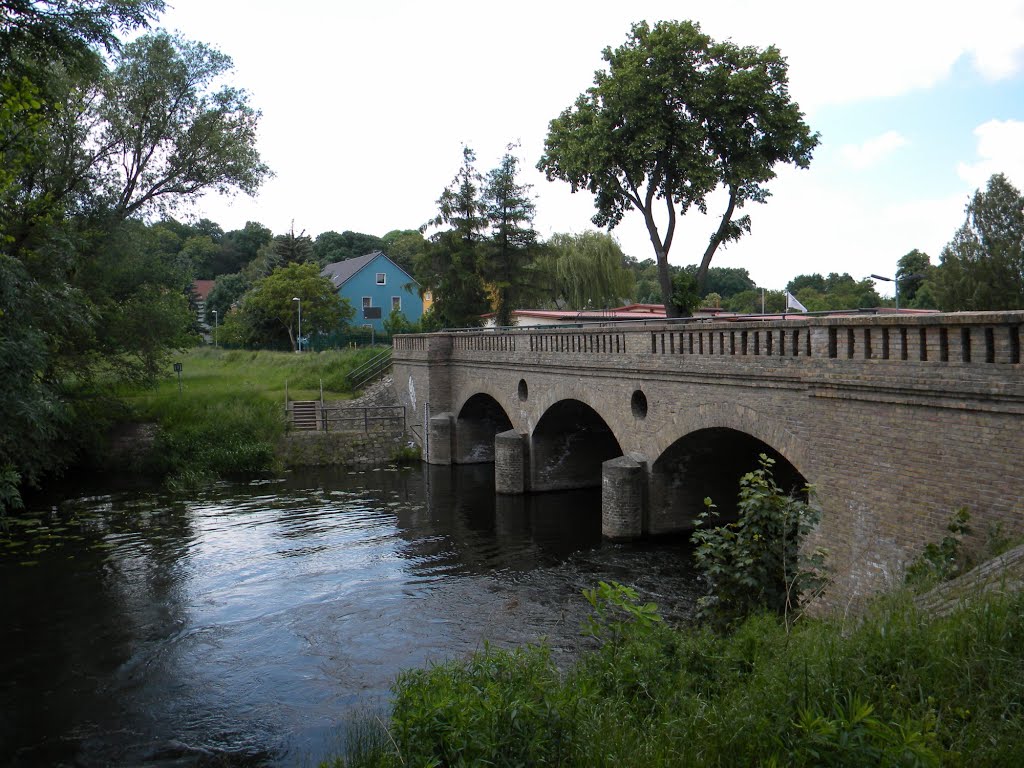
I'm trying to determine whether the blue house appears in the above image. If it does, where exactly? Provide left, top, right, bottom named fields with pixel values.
left=321, top=251, right=422, bottom=333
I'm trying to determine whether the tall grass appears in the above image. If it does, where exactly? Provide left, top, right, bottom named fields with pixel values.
left=118, top=346, right=384, bottom=485
left=327, top=585, right=1024, bottom=767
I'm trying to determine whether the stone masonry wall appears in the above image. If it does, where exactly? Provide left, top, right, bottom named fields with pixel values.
left=392, top=312, right=1024, bottom=609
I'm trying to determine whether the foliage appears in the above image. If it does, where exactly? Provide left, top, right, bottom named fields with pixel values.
left=905, top=508, right=972, bottom=591
left=98, top=30, right=270, bottom=218
left=332, top=580, right=1024, bottom=768
left=702, top=266, right=757, bottom=298
left=120, top=347, right=377, bottom=485
left=0, top=5, right=269, bottom=511
left=381, top=308, right=414, bottom=336
left=723, top=288, right=786, bottom=313
left=313, top=230, right=385, bottom=266
left=700, top=291, right=722, bottom=308
left=582, top=580, right=663, bottom=648
left=268, top=221, right=314, bottom=265
left=896, top=249, right=935, bottom=307
left=379, top=228, right=426, bottom=275
left=416, top=146, right=490, bottom=328
left=547, top=230, right=635, bottom=309
left=239, top=262, right=349, bottom=351
left=481, top=149, right=544, bottom=325
left=933, top=173, right=1024, bottom=311
left=389, top=443, right=421, bottom=465
left=624, top=255, right=677, bottom=304
left=539, top=19, right=818, bottom=315
left=670, top=270, right=700, bottom=316
left=693, top=455, right=827, bottom=628
left=785, top=272, right=882, bottom=311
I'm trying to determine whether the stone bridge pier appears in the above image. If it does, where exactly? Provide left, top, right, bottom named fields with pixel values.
left=393, top=312, right=1024, bottom=610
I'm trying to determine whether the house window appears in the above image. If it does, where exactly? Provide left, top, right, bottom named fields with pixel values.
left=392, top=296, right=401, bottom=312
left=362, top=297, right=371, bottom=309
left=376, top=273, right=386, bottom=285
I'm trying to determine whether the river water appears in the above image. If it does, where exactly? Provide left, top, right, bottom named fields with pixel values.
left=0, top=464, right=701, bottom=766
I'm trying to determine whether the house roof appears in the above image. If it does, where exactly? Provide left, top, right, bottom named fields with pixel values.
left=320, top=250, right=420, bottom=288
left=191, top=279, right=215, bottom=301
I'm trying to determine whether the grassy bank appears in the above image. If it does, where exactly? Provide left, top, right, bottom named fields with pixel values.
left=329, top=583, right=1024, bottom=767
left=117, top=346, right=384, bottom=486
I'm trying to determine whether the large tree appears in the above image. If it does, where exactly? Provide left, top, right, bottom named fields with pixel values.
left=538, top=20, right=818, bottom=316
left=933, top=174, right=1024, bottom=311
left=240, top=262, right=349, bottom=351
left=548, top=231, right=635, bottom=309
left=417, top=147, right=490, bottom=328
left=0, top=6, right=269, bottom=509
left=482, top=151, right=544, bottom=325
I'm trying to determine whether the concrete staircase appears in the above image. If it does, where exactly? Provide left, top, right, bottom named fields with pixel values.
left=290, top=400, right=319, bottom=431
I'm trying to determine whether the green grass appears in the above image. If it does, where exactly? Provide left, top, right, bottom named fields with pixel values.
left=327, top=585, right=1024, bottom=767
left=116, top=346, right=385, bottom=485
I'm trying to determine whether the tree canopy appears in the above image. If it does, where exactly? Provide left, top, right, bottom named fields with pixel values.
left=933, top=174, right=1024, bottom=311
left=239, top=262, right=349, bottom=352
left=416, top=147, right=491, bottom=328
left=548, top=231, right=635, bottom=310
left=481, top=151, right=545, bottom=325
left=0, top=2, right=269, bottom=509
left=538, top=20, right=818, bottom=316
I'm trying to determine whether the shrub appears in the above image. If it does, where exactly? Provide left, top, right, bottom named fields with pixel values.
left=693, top=454, right=828, bottom=629
left=904, top=508, right=971, bottom=590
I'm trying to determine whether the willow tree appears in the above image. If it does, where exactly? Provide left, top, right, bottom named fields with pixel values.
left=548, top=231, right=635, bottom=309
left=539, top=20, right=818, bottom=316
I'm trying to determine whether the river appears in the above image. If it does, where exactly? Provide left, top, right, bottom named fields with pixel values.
left=0, top=464, right=701, bottom=766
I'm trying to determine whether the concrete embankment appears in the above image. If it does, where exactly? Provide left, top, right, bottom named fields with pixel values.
left=278, top=375, right=414, bottom=468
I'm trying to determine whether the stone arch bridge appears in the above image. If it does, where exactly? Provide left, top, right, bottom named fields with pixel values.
left=392, top=311, right=1024, bottom=606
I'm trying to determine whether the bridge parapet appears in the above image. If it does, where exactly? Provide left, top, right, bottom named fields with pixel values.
left=392, top=311, right=1024, bottom=610
left=396, top=311, right=1022, bottom=366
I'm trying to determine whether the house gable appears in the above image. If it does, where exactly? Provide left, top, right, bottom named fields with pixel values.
left=321, top=251, right=422, bottom=331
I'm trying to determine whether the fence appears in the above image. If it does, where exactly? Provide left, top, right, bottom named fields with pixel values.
left=318, top=405, right=406, bottom=433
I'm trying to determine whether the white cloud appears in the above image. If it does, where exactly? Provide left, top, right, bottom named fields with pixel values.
left=957, top=119, right=1024, bottom=190
left=839, top=131, right=909, bottom=170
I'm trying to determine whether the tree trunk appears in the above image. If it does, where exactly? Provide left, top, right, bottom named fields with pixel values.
left=656, top=248, right=679, bottom=318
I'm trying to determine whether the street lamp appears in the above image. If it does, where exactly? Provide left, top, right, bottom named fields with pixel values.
left=292, top=297, right=302, bottom=353
left=870, top=274, right=899, bottom=310
left=212, top=309, right=218, bottom=348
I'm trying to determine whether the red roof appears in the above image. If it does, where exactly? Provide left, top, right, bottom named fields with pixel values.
left=192, top=280, right=215, bottom=301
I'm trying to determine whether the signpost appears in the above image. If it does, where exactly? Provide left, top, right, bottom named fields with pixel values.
left=174, top=362, right=183, bottom=395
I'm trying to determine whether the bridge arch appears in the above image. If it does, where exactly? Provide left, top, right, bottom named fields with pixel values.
left=531, top=398, right=623, bottom=492
left=454, top=392, right=514, bottom=464
left=647, top=402, right=811, bottom=533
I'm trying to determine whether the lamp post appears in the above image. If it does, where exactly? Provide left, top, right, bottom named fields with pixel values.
left=870, top=274, right=898, bottom=310
left=212, top=309, right=218, bottom=348
left=292, top=297, right=302, bottom=353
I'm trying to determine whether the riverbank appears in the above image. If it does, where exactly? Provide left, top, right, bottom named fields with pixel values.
left=111, top=346, right=395, bottom=486
left=329, top=565, right=1024, bottom=767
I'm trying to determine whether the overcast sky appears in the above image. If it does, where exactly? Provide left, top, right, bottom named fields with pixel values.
left=155, top=0, right=1024, bottom=295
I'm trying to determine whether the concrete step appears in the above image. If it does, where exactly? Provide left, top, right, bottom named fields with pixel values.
left=290, top=401, right=319, bottom=431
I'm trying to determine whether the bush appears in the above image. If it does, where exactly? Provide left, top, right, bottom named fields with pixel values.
left=329, top=581, right=1024, bottom=767
left=693, top=454, right=828, bottom=629
left=905, top=507, right=971, bottom=590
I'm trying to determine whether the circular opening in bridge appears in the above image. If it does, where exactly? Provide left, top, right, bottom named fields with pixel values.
left=631, top=389, right=648, bottom=419
left=518, top=379, right=528, bottom=402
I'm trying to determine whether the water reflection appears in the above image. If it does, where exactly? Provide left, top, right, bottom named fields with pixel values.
left=0, top=464, right=699, bottom=766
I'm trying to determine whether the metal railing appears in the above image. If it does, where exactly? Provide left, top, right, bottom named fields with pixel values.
left=346, top=348, right=393, bottom=391
left=320, top=404, right=405, bottom=433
